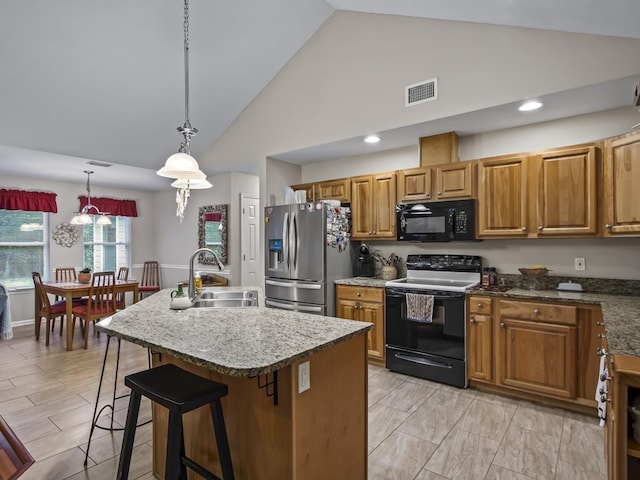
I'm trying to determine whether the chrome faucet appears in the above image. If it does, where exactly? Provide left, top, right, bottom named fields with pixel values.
left=188, top=248, right=225, bottom=299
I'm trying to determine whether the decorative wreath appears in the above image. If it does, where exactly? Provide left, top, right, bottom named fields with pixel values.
left=52, top=223, right=80, bottom=247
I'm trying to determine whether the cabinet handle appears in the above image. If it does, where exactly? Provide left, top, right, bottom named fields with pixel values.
left=537, top=225, right=543, bottom=231
left=605, top=224, right=612, bottom=229
left=500, top=322, right=505, bottom=328
left=521, top=227, right=527, bottom=231
left=600, top=373, right=613, bottom=382
left=533, top=309, right=540, bottom=314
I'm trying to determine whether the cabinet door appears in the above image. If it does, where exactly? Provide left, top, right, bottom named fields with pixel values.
left=371, top=173, right=396, bottom=238
left=290, top=183, right=315, bottom=202
left=360, top=302, right=385, bottom=361
left=434, top=162, right=475, bottom=200
left=497, top=318, right=577, bottom=398
left=351, top=176, right=374, bottom=239
left=397, top=167, right=432, bottom=203
left=468, top=313, right=493, bottom=383
left=336, top=298, right=359, bottom=320
left=478, top=155, right=529, bottom=237
left=316, top=178, right=351, bottom=203
left=603, top=131, right=640, bottom=236
left=420, top=132, right=458, bottom=167
left=533, top=145, right=598, bottom=236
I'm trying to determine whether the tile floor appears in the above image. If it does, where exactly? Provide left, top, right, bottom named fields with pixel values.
left=0, top=326, right=605, bottom=479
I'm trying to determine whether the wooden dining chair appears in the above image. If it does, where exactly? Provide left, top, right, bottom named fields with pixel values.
left=72, top=272, right=117, bottom=349
left=115, top=266, right=130, bottom=310
left=32, top=272, right=72, bottom=346
left=51, top=267, right=88, bottom=335
left=139, top=261, right=160, bottom=299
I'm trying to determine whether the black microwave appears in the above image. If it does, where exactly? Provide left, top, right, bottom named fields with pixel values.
left=397, top=199, right=476, bottom=242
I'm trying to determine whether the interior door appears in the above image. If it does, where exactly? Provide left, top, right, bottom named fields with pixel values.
left=289, top=203, right=325, bottom=282
left=241, top=194, right=260, bottom=285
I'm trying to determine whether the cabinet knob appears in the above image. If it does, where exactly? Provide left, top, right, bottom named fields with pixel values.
left=596, top=321, right=604, bottom=326
left=537, top=225, right=543, bottom=231
left=533, top=309, right=540, bottom=314
left=596, top=347, right=608, bottom=357
left=521, top=227, right=527, bottom=231
left=476, top=303, right=483, bottom=308
left=600, top=373, right=612, bottom=382
left=373, top=231, right=376, bottom=234
left=605, top=224, right=612, bottom=229
left=437, top=192, right=442, bottom=196
left=597, top=333, right=606, bottom=339
left=500, top=322, right=505, bottom=328
left=356, top=292, right=361, bottom=296
left=470, top=317, right=475, bottom=323
left=426, top=193, right=431, bottom=198
left=600, top=395, right=611, bottom=403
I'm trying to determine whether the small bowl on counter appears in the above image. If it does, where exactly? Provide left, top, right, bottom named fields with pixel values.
left=518, top=267, right=550, bottom=277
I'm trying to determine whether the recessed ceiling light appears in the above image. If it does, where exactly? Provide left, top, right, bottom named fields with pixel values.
left=364, top=135, right=380, bottom=144
left=518, top=101, right=543, bottom=112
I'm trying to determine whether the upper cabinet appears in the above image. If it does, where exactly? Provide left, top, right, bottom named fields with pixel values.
left=290, top=183, right=315, bottom=202
left=531, top=144, right=598, bottom=237
left=351, top=173, right=396, bottom=240
left=478, top=144, right=599, bottom=239
left=315, top=178, right=351, bottom=203
left=420, top=132, right=459, bottom=166
left=478, top=154, right=529, bottom=237
left=603, top=130, right=640, bottom=236
left=397, top=161, right=475, bottom=203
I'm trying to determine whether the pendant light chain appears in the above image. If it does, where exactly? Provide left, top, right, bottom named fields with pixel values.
left=183, top=0, right=193, bottom=146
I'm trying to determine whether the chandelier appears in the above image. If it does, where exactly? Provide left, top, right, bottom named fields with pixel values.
left=70, top=171, right=112, bottom=226
left=156, top=0, right=211, bottom=222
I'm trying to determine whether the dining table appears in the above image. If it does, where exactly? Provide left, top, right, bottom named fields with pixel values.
left=41, top=279, right=139, bottom=351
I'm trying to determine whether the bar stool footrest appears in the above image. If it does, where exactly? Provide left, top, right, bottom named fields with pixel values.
left=182, top=455, right=223, bottom=480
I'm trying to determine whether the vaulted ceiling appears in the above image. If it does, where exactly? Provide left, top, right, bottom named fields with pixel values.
left=1, top=0, right=639, bottom=189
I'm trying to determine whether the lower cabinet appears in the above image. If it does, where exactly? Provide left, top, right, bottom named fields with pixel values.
left=336, top=285, right=385, bottom=363
left=467, top=295, right=603, bottom=409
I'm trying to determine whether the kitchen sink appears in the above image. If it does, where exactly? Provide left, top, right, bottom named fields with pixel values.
left=198, top=290, right=258, bottom=301
left=191, top=296, right=259, bottom=309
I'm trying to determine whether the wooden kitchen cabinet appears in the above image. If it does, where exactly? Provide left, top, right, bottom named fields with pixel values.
left=351, top=173, right=396, bottom=239
left=290, top=182, right=316, bottom=202
left=603, top=130, right=640, bottom=237
left=530, top=144, right=598, bottom=237
left=467, top=296, right=493, bottom=383
left=477, top=154, right=529, bottom=237
left=397, top=161, right=475, bottom=203
left=315, top=177, right=351, bottom=203
left=496, top=299, right=577, bottom=399
left=420, top=132, right=459, bottom=166
left=335, top=285, right=385, bottom=363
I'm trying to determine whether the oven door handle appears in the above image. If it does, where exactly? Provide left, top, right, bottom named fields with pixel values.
left=394, top=353, right=453, bottom=369
left=386, top=291, right=464, bottom=300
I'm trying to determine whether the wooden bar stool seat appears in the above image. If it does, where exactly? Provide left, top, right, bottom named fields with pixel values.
left=117, top=363, right=235, bottom=480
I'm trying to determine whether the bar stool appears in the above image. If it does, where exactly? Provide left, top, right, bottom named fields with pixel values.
left=117, top=363, right=235, bottom=480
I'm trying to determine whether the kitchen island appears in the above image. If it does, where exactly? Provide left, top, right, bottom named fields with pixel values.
left=96, top=287, right=372, bottom=480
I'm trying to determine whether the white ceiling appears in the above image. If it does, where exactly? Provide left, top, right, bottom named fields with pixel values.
left=1, top=0, right=639, bottom=190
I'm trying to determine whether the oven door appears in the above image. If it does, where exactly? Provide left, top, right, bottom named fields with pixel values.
left=385, top=287, right=465, bottom=360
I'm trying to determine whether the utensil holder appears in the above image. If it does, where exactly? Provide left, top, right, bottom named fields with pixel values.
left=381, top=265, right=397, bottom=280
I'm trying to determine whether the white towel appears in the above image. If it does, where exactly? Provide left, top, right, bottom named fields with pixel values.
left=406, top=293, right=434, bottom=323
left=0, top=284, right=12, bottom=340
left=595, top=354, right=608, bottom=427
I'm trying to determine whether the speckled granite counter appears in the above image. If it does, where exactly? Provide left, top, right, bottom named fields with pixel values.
left=470, top=288, right=640, bottom=357
left=335, top=277, right=389, bottom=288
left=96, top=286, right=371, bottom=377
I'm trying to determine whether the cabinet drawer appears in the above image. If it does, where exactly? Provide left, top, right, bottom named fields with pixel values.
left=469, top=296, right=492, bottom=314
left=336, top=285, right=384, bottom=303
left=498, top=300, right=577, bottom=325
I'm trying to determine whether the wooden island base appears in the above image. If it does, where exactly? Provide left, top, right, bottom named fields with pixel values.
left=151, top=333, right=368, bottom=480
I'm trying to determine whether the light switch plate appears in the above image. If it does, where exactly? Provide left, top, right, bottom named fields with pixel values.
left=298, top=361, right=310, bottom=393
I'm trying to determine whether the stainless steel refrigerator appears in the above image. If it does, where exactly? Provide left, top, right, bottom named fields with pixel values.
left=264, top=202, right=352, bottom=316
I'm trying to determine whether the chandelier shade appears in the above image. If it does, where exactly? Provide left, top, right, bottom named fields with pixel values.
left=70, top=171, right=112, bottom=226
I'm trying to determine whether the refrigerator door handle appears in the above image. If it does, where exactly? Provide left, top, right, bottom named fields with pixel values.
left=265, top=279, right=322, bottom=289
left=266, top=300, right=323, bottom=313
left=283, top=211, right=290, bottom=269
left=292, top=211, right=298, bottom=270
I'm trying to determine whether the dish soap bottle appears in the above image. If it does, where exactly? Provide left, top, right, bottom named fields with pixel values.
left=194, top=271, right=203, bottom=296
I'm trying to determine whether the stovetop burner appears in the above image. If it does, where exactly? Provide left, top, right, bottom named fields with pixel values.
left=386, top=254, right=482, bottom=292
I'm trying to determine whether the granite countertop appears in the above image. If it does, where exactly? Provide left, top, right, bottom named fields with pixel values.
left=335, top=277, right=389, bottom=288
left=96, top=286, right=372, bottom=377
left=470, top=287, right=640, bottom=357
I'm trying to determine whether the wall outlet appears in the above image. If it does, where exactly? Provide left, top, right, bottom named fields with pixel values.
left=575, top=257, right=586, bottom=271
left=298, top=361, right=310, bottom=393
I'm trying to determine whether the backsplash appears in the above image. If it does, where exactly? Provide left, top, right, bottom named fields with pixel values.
left=496, top=274, right=640, bottom=296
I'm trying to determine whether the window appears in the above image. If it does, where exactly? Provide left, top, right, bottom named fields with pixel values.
left=83, top=216, right=130, bottom=273
left=0, top=210, right=49, bottom=288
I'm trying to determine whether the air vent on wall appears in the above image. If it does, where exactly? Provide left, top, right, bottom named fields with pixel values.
left=406, top=78, right=438, bottom=107
left=86, top=161, right=113, bottom=168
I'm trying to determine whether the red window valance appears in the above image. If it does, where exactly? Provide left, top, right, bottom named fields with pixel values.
left=0, top=189, right=58, bottom=213
left=204, top=212, right=222, bottom=222
left=79, top=196, right=138, bottom=217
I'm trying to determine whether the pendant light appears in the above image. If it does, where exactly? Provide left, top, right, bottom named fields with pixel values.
left=156, top=0, right=211, bottom=222
left=70, top=171, right=112, bottom=226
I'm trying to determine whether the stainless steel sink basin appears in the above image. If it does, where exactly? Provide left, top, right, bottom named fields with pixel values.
left=191, top=297, right=258, bottom=309
left=199, top=290, right=258, bottom=301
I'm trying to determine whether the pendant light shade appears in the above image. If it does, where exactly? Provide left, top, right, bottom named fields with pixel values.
left=157, top=152, right=206, bottom=179
left=171, top=177, right=212, bottom=189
